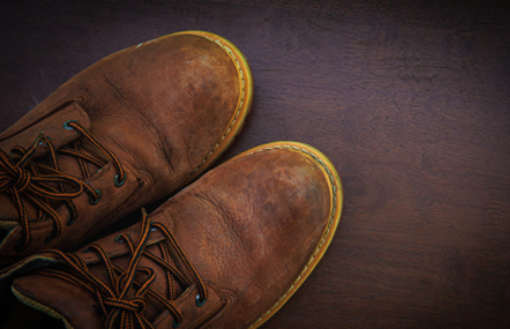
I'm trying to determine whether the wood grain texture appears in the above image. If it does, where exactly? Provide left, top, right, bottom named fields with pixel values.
left=1, top=1, right=509, bottom=328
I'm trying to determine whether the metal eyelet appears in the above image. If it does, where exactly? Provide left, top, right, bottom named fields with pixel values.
left=63, top=120, right=78, bottom=130
left=88, top=189, right=102, bottom=205
left=114, top=173, right=126, bottom=187
left=195, top=293, right=206, bottom=307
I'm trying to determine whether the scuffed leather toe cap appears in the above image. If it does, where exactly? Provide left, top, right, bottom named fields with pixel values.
left=155, top=141, right=343, bottom=328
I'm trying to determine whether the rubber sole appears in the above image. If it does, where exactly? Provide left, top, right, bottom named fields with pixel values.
left=236, top=141, right=344, bottom=329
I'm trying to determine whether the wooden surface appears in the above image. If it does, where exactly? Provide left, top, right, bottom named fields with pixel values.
left=1, top=1, right=510, bottom=328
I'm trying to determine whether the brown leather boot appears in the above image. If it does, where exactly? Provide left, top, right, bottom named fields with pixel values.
left=0, top=31, right=253, bottom=265
left=1, top=142, right=343, bottom=329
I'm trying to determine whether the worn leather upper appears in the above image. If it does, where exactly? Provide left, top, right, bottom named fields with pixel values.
left=7, top=142, right=339, bottom=329
left=0, top=32, right=249, bottom=264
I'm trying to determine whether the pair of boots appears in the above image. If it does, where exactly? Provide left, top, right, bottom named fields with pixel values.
left=0, top=31, right=343, bottom=329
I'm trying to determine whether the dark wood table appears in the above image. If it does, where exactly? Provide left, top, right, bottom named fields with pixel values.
left=1, top=1, right=509, bottom=328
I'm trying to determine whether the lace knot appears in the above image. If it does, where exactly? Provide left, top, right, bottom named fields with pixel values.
left=104, top=296, right=146, bottom=313
left=14, top=167, right=31, bottom=192
left=0, top=165, right=31, bottom=192
left=38, top=210, right=207, bottom=329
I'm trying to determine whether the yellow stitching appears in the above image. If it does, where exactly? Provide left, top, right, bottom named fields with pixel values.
left=194, top=34, right=247, bottom=170
left=245, top=144, right=340, bottom=329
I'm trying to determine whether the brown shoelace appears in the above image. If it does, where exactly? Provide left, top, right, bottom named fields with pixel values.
left=39, top=209, right=208, bottom=329
left=0, top=120, right=126, bottom=248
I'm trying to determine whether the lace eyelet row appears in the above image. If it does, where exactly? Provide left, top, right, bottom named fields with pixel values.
left=8, top=118, right=130, bottom=250
left=64, top=120, right=127, bottom=192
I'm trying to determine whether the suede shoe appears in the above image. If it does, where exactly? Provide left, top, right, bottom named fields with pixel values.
left=0, top=31, right=253, bottom=265
left=1, top=141, right=343, bottom=329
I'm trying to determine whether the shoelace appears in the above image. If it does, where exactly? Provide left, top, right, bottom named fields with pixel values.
left=39, top=209, right=208, bottom=329
left=0, top=120, right=126, bottom=248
